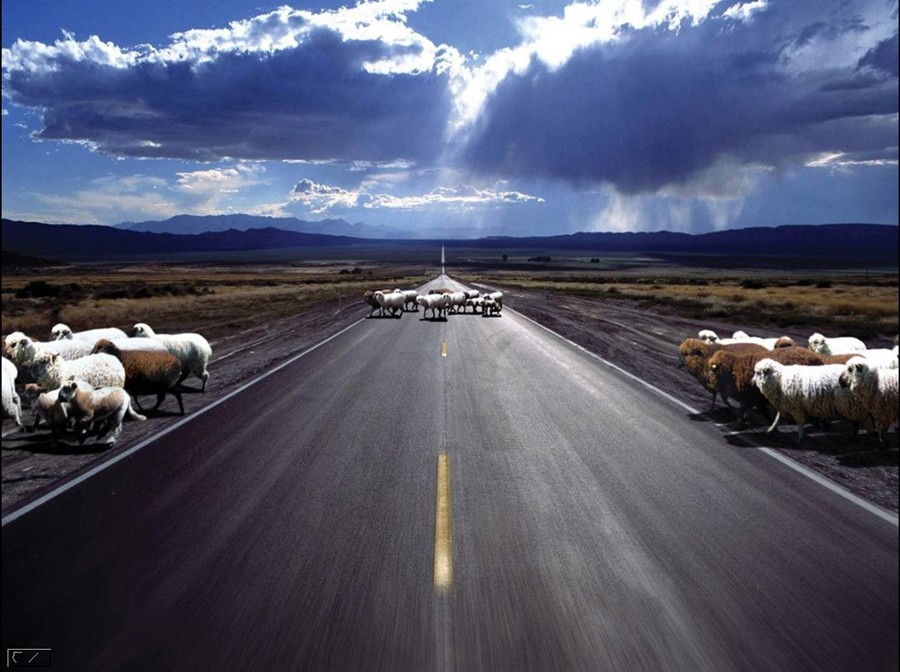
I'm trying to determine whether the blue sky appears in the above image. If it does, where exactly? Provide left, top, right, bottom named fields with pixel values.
left=2, top=0, right=897, bottom=237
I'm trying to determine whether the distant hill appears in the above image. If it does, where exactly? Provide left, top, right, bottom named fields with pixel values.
left=2, top=219, right=897, bottom=266
left=116, top=214, right=413, bottom=239
left=2, top=220, right=366, bottom=260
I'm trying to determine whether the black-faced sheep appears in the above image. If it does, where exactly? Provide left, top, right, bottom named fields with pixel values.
left=132, top=323, right=212, bottom=391
left=92, top=339, right=185, bottom=415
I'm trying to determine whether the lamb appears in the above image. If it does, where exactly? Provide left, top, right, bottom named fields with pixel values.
left=677, top=338, right=766, bottom=410
left=706, top=346, right=824, bottom=425
left=57, top=379, right=146, bottom=447
left=50, top=323, right=128, bottom=342
left=28, top=387, right=69, bottom=437
left=373, top=291, right=405, bottom=318
left=2, top=357, right=23, bottom=430
left=839, top=357, right=899, bottom=443
left=92, top=339, right=185, bottom=415
left=30, top=351, right=126, bottom=390
left=132, top=323, right=212, bottom=391
left=5, top=332, right=93, bottom=367
left=808, top=332, right=867, bottom=356
left=856, top=347, right=899, bottom=370
left=417, top=293, right=449, bottom=319
left=752, top=359, right=866, bottom=444
left=466, top=296, right=485, bottom=314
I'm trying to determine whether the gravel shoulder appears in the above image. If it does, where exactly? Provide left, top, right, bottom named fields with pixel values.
left=3, top=281, right=897, bottom=515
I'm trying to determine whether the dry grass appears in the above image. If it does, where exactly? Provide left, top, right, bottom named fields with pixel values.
left=1, top=264, right=430, bottom=343
left=457, top=271, right=899, bottom=339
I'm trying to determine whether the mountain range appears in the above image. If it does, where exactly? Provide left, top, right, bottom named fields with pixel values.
left=2, top=218, right=897, bottom=267
left=116, top=214, right=412, bottom=239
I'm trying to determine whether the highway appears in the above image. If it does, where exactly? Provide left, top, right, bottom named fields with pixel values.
left=2, top=277, right=898, bottom=671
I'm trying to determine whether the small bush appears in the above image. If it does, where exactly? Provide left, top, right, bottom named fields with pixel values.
left=740, top=279, right=767, bottom=290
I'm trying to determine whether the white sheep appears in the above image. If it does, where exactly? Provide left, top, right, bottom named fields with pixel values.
left=855, top=347, right=899, bottom=370
left=394, top=289, right=419, bottom=312
left=466, top=296, right=485, bottom=314
left=57, top=379, right=146, bottom=447
left=5, top=332, right=93, bottom=367
left=701, top=329, right=780, bottom=349
left=808, top=332, right=867, bottom=356
left=446, top=291, right=468, bottom=314
left=2, top=357, right=24, bottom=430
left=30, top=351, right=126, bottom=390
left=752, top=359, right=859, bottom=444
left=94, top=337, right=168, bottom=353
left=839, top=357, right=899, bottom=443
left=482, top=295, right=502, bottom=316
left=50, top=323, right=128, bottom=342
left=374, top=291, right=406, bottom=318
left=132, top=323, right=212, bottom=391
left=488, top=291, right=504, bottom=309
left=417, top=293, right=449, bottom=319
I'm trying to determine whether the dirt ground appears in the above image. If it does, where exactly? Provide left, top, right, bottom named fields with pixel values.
left=2, top=281, right=897, bottom=514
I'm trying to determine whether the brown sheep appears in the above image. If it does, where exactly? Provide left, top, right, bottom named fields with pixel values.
left=92, top=338, right=184, bottom=415
left=677, top=338, right=767, bottom=410
left=707, top=346, right=825, bottom=425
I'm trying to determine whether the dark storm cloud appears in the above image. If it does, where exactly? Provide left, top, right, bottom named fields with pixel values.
left=461, top=2, right=898, bottom=194
left=857, top=32, right=899, bottom=76
left=3, top=28, right=453, bottom=163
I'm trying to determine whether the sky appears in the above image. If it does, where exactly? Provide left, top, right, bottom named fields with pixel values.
left=2, top=0, right=897, bottom=238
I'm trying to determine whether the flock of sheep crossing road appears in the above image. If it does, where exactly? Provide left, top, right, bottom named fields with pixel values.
left=4, top=291, right=898, bottom=451
left=678, top=329, right=899, bottom=444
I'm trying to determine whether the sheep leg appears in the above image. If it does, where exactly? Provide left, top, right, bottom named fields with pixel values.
left=172, top=389, right=185, bottom=415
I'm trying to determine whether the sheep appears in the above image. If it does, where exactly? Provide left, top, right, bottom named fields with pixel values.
left=808, top=332, right=867, bottom=356
left=363, top=290, right=388, bottom=317
left=482, top=295, right=502, bottom=317
left=373, top=290, right=405, bottom=318
left=839, top=357, right=899, bottom=444
left=445, top=291, right=468, bottom=314
left=856, top=347, right=899, bottom=370
left=706, top=346, right=824, bottom=425
left=463, top=289, right=480, bottom=300
left=57, top=379, right=146, bottom=447
left=677, top=338, right=767, bottom=410
left=428, top=288, right=453, bottom=295
left=394, top=289, right=419, bottom=312
left=50, top=323, right=127, bottom=342
left=487, top=291, right=504, bottom=310
left=132, top=323, right=212, bottom=391
left=466, top=296, right=485, bottom=314
left=2, top=357, right=23, bottom=430
left=752, top=360, right=864, bottom=444
left=5, top=332, right=94, bottom=367
left=417, top=293, right=449, bottom=320
left=92, top=339, right=184, bottom=415
left=28, top=387, right=69, bottom=437
left=96, top=337, right=168, bottom=353
left=704, top=329, right=788, bottom=349
left=30, top=351, right=126, bottom=391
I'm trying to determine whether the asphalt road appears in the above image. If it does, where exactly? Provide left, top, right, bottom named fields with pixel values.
left=2, top=276, right=898, bottom=671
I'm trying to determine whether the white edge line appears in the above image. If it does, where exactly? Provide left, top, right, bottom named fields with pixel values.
left=2, top=317, right=368, bottom=527
left=510, top=306, right=899, bottom=528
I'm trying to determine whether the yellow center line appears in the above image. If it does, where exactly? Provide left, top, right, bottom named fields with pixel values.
left=434, top=453, right=452, bottom=589
left=441, top=342, right=448, bottom=357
